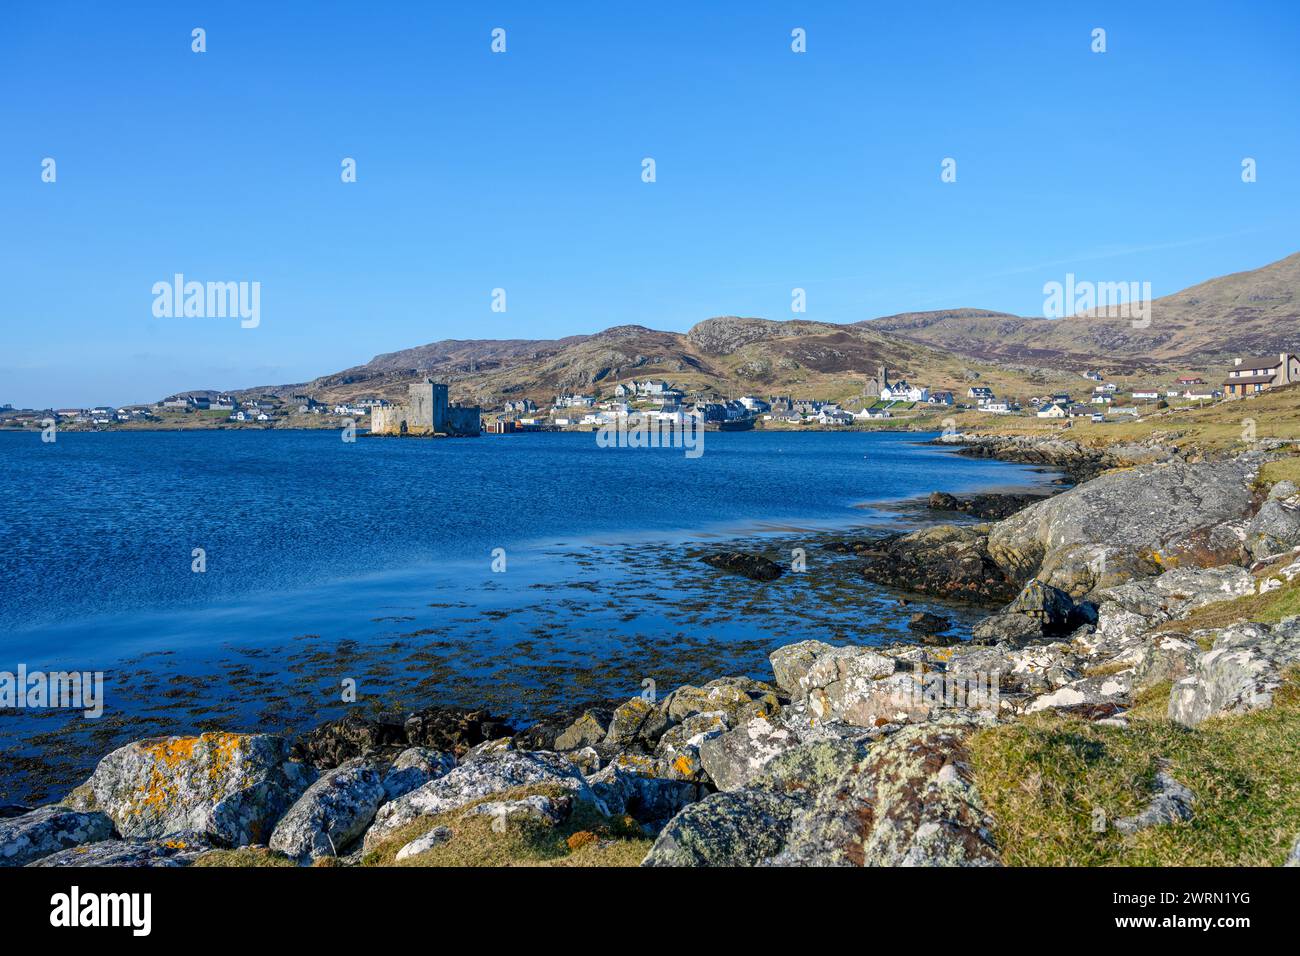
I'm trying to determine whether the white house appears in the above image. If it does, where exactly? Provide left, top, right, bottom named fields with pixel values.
left=1036, top=403, right=1069, bottom=419
left=1131, top=389, right=1161, bottom=400
left=853, top=407, right=891, bottom=421
left=967, top=386, right=995, bottom=403
left=817, top=406, right=854, bottom=425
left=880, top=380, right=928, bottom=402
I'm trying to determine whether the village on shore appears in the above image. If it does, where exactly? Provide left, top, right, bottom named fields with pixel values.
left=4, top=353, right=1297, bottom=436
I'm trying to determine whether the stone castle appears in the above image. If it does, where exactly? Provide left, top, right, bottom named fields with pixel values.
left=369, top=380, right=480, bottom=436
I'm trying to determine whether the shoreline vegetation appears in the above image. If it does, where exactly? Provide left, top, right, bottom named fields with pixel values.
left=3, top=390, right=1299, bottom=868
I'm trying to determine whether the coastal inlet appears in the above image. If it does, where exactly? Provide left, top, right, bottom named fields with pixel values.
left=0, top=429, right=1058, bottom=805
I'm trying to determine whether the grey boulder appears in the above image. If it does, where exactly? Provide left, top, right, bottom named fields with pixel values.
left=0, top=806, right=114, bottom=867
left=772, top=718, right=1000, bottom=866
left=1245, top=499, right=1300, bottom=560
left=269, top=760, right=386, bottom=862
left=698, top=714, right=798, bottom=791
left=1169, top=619, right=1300, bottom=727
left=30, top=832, right=214, bottom=867
left=382, top=747, right=457, bottom=801
left=364, top=750, right=601, bottom=851
left=641, top=789, right=801, bottom=867
left=394, top=826, right=452, bottom=861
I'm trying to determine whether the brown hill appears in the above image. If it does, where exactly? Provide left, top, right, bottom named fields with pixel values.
left=239, top=316, right=1051, bottom=410
left=866, top=252, right=1300, bottom=369
left=225, top=253, right=1300, bottom=409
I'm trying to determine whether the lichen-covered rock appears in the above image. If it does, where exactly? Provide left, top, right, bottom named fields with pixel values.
left=661, top=677, right=780, bottom=725
left=512, top=700, right=618, bottom=751
left=603, top=696, right=674, bottom=747
left=269, top=760, right=386, bottom=862
left=466, top=794, right=571, bottom=827
left=768, top=640, right=835, bottom=695
left=364, top=750, right=600, bottom=850
left=382, top=747, right=457, bottom=801
left=1169, top=619, right=1300, bottom=727
left=30, top=832, right=214, bottom=868
left=1245, top=499, right=1300, bottom=560
left=88, top=733, right=313, bottom=847
left=751, top=737, right=871, bottom=800
left=1131, top=634, right=1200, bottom=691
left=653, top=711, right=729, bottom=782
left=1036, top=543, right=1156, bottom=596
left=586, top=765, right=703, bottom=828
left=806, top=667, right=931, bottom=727
left=988, top=458, right=1256, bottom=586
left=0, top=806, right=114, bottom=867
left=1024, top=673, right=1131, bottom=718
left=1084, top=566, right=1255, bottom=661
left=394, top=826, right=451, bottom=861
left=554, top=709, right=614, bottom=751
left=699, top=714, right=798, bottom=791
left=566, top=746, right=602, bottom=775
left=772, top=718, right=1000, bottom=866
left=944, top=641, right=1082, bottom=698
left=460, top=736, right=516, bottom=763
left=970, top=612, right=1047, bottom=647
left=641, top=789, right=801, bottom=866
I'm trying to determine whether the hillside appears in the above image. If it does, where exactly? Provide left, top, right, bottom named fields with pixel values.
left=234, top=316, right=1081, bottom=411
left=218, top=252, right=1300, bottom=410
left=866, top=252, right=1300, bottom=370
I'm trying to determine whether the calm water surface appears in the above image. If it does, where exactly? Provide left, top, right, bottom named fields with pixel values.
left=0, top=429, right=1054, bottom=802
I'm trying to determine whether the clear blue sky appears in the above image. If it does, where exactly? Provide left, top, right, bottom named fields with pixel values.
left=3, top=1, right=1298, bottom=408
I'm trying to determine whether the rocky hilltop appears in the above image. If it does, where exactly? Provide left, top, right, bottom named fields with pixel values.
left=867, top=251, right=1300, bottom=369
left=4, top=437, right=1300, bottom=867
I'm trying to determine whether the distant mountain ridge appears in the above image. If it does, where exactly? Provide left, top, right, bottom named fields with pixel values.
left=866, top=252, right=1300, bottom=367
left=226, top=252, right=1300, bottom=408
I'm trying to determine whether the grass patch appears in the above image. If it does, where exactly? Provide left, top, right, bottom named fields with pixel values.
left=358, top=782, right=650, bottom=868
left=1257, top=455, right=1300, bottom=492
left=1155, top=572, right=1300, bottom=638
left=192, top=847, right=298, bottom=867
left=969, top=675, right=1300, bottom=866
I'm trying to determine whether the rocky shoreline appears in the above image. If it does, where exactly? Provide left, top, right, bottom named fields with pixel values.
left=5, top=433, right=1300, bottom=867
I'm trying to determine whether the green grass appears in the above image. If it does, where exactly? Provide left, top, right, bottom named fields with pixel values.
left=969, top=675, right=1300, bottom=866
left=1258, top=455, right=1300, bottom=492
left=1154, top=571, right=1300, bottom=641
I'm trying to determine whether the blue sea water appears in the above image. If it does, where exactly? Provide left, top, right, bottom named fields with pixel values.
left=0, top=429, right=1056, bottom=802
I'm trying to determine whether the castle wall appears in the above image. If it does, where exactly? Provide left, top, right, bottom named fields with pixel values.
left=368, top=381, right=479, bottom=436
left=445, top=405, right=481, bottom=436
